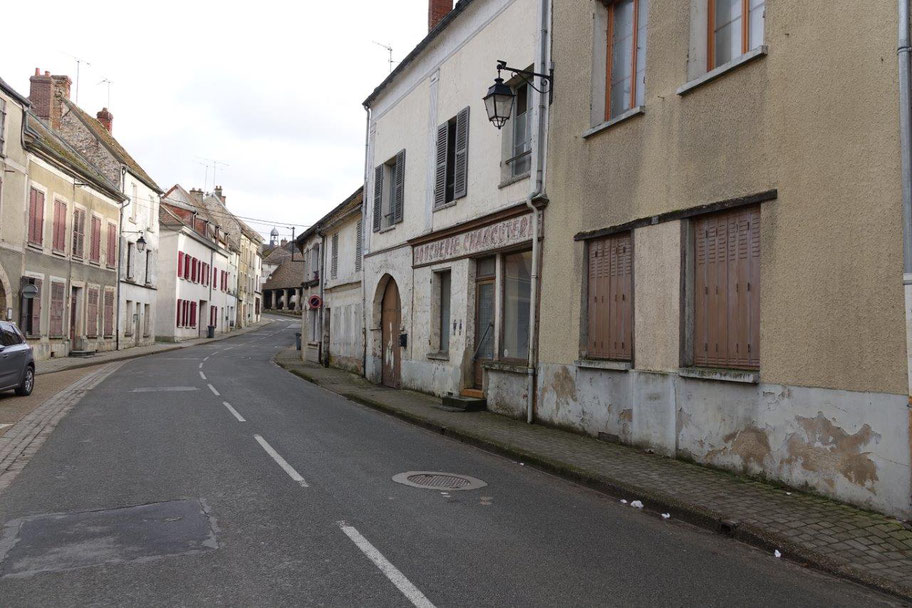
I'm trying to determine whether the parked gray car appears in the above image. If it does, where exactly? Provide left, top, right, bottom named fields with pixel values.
left=0, top=321, right=34, bottom=396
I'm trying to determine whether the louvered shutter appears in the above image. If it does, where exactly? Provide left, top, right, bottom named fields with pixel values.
left=355, top=219, right=363, bottom=271
left=393, top=149, right=405, bottom=224
left=50, top=282, right=64, bottom=338
left=86, top=288, right=98, bottom=338
left=373, top=165, right=383, bottom=232
left=91, top=217, right=101, bottom=262
left=587, top=234, right=632, bottom=360
left=331, top=233, right=339, bottom=278
left=178, top=252, right=184, bottom=278
left=453, top=107, right=470, bottom=200
left=30, top=279, right=42, bottom=337
left=104, top=290, right=114, bottom=337
left=434, top=123, right=448, bottom=208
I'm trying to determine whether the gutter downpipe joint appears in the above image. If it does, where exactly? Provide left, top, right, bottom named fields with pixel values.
left=525, top=0, right=552, bottom=424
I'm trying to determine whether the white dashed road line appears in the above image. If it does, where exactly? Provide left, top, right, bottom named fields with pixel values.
left=338, top=523, right=436, bottom=608
left=222, top=401, right=246, bottom=422
left=199, top=371, right=207, bottom=381
left=208, top=384, right=220, bottom=396
left=254, top=435, right=308, bottom=487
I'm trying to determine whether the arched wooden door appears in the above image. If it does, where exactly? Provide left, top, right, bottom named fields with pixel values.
left=381, top=279, right=401, bottom=388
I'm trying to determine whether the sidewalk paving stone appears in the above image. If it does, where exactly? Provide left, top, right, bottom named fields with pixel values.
left=274, top=347, right=912, bottom=601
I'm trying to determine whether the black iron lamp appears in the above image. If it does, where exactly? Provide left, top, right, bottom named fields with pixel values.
left=483, top=60, right=553, bottom=130
left=136, top=233, right=147, bottom=253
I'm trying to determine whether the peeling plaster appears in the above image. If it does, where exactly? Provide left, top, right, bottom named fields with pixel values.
left=784, top=412, right=881, bottom=492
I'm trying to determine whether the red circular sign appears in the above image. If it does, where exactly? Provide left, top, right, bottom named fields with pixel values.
left=308, top=295, right=322, bottom=309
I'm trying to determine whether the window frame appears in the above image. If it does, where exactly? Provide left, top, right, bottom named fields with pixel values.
left=499, top=249, right=533, bottom=363
left=437, top=269, right=452, bottom=354
left=603, top=0, right=648, bottom=122
left=507, top=80, right=533, bottom=179
left=707, top=0, right=764, bottom=71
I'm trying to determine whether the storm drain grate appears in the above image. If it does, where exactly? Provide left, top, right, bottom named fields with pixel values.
left=392, top=471, right=487, bottom=491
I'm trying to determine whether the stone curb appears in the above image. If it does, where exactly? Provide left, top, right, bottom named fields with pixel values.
left=35, top=319, right=274, bottom=377
left=274, top=355, right=912, bottom=602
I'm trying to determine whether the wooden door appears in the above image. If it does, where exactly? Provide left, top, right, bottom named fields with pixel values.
left=69, top=288, right=77, bottom=343
left=381, top=280, right=401, bottom=388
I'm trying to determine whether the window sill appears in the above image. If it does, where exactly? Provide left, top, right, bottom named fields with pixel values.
left=677, top=46, right=768, bottom=96
left=678, top=367, right=759, bottom=384
left=51, top=250, right=67, bottom=258
left=483, top=360, right=529, bottom=374
left=427, top=351, right=449, bottom=361
left=498, top=173, right=530, bottom=190
left=89, top=261, right=100, bottom=267
left=378, top=225, right=396, bottom=234
left=582, top=106, right=645, bottom=139
left=433, top=200, right=458, bottom=212
left=26, top=243, right=43, bottom=252
left=575, top=359, right=631, bottom=372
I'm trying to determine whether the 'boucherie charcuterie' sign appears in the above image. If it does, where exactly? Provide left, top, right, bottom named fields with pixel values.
left=413, top=213, right=534, bottom=267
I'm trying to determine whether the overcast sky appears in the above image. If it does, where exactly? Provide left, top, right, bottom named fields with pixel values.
left=1, top=0, right=428, bottom=241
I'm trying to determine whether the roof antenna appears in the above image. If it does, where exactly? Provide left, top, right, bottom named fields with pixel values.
left=98, top=78, right=113, bottom=108
left=372, top=41, right=396, bottom=73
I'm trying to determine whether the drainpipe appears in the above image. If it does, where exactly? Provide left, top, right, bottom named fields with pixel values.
left=524, top=0, right=552, bottom=424
left=318, top=229, right=326, bottom=366
left=900, top=0, right=912, bottom=398
left=361, top=105, right=371, bottom=375
left=115, top=166, right=127, bottom=351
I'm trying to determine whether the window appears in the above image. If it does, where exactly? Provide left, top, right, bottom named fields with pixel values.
left=49, top=281, right=65, bottom=338
left=124, top=300, right=134, bottom=336
left=501, top=250, right=532, bottom=360
left=19, top=278, right=41, bottom=337
left=331, top=232, right=339, bottom=279
left=146, top=251, right=152, bottom=285
left=130, top=183, right=138, bottom=222
left=176, top=299, right=183, bottom=327
left=144, top=304, right=151, bottom=337
left=90, top=216, right=102, bottom=263
left=52, top=200, right=67, bottom=253
left=693, top=206, right=760, bottom=370
left=355, top=220, right=363, bottom=271
left=709, top=0, right=765, bottom=70
left=437, top=270, right=451, bottom=353
left=372, top=150, right=405, bottom=231
left=86, top=287, right=99, bottom=338
left=434, top=107, right=470, bottom=207
left=178, top=252, right=185, bottom=278
left=72, top=208, right=86, bottom=258
left=605, top=0, right=649, bottom=120
left=103, top=290, right=115, bottom=337
left=28, top=188, right=45, bottom=246
left=190, top=302, right=197, bottom=328
left=106, top=223, right=117, bottom=267
left=586, top=233, right=633, bottom=360
left=508, top=82, right=532, bottom=178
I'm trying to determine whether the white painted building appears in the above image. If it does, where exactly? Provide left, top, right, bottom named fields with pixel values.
left=156, top=201, right=233, bottom=341
left=361, top=0, right=547, bottom=412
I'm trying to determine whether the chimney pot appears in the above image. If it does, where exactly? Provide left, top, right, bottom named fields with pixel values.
left=96, top=107, right=113, bottom=133
left=428, top=0, right=453, bottom=31
left=34, top=68, right=40, bottom=76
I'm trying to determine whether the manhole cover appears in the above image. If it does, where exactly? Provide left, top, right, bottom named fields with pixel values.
left=392, top=471, right=487, bottom=491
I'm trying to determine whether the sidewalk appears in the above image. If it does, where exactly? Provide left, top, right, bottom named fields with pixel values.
left=35, top=319, right=273, bottom=376
left=274, top=347, right=912, bottom=601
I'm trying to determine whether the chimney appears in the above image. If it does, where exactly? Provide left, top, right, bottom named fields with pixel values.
left=280, top=238, right=288, bottom=247
left=28, top=69, right=71, bottom=130
left=96, top=107, right=113, bottom=133
left=214, top=185, right=226, bottom=204
left=428, top=0, right=452, bottom=31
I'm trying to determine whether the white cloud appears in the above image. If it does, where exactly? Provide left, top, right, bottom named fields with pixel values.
left=1, top=0, right=428, bottom=238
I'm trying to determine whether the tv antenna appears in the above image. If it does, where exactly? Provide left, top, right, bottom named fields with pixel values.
left=61, top=53, right=92, bottom=104
left=372, top=41, right=396, bottom=73
left=195, top=157, right=230, bottom=191
left=98, top=79, right=113, bottom=108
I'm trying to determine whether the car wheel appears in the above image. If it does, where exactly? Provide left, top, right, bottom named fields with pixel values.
left=15, top=366, right=34, bottom=396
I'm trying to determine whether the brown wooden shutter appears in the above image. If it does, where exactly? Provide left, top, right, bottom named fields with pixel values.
left=86, top=288, right=98, bottom=338
left=373, top=164, right=383, bottom=232
left=104, top=290, right=114, bottom=337
left=434, top=123, right=448, bottom=208
left=50, top=282, right=65, bottom=338
left=587, top=233, right=632, bottom=361
left=454, top=106, right=470, bottom=200
left=91, top=217, right=101, bottom=262
left=30, top=279, right=42, bottom=337
left=29, top=189, right=44, bottom=246
left=693, top=206, right=760, bottom=370
left=393, top=149, right=405, bottom=224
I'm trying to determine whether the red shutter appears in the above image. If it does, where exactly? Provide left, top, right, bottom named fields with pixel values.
left=190, top=302, right=197, bottom=327
left=30, top=279, right=42, bottom=337
left=49, top=282, right=65, bottom=338
left=90, top=217, right=101, bottom=262
left=28, top=188, right=44, bottom=246
left=52, top=200, right=66, bottom=251
left=107, top=224, right=117, bottom=267
left=176, top=299, right=181, bottom=327
left=86, top=288, right=98, bottom=338
left=178, top=252, right=184, bottom=278
left=103, top=290, right=114, bottom=337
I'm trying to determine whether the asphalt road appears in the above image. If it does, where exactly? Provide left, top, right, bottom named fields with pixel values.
left=0, top=315, right=903, bottom=607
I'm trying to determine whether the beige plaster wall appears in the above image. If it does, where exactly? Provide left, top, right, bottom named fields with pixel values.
left=542, top=0, right=907, bottom=394
left=632, top=221, right=681, bottom=372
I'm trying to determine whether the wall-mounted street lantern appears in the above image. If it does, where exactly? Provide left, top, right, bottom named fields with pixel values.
left=123, top=230, right=147, bottom=253
left=483, top=60, right=553, bottom=129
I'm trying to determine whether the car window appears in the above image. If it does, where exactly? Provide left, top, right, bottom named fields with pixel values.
left=0, top=324, right=17, bottom=347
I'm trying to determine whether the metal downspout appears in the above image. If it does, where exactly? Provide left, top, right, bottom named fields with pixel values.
left=524, top=0, right=552, bottom=424
left=362, top=105, right=371, bottom=375
left=900, top=0, right=912, bottom=397
left=115, top=166, right=127, bottom=351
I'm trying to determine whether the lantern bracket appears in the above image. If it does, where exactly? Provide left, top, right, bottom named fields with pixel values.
left=495, top=60, right=553, bottom=103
